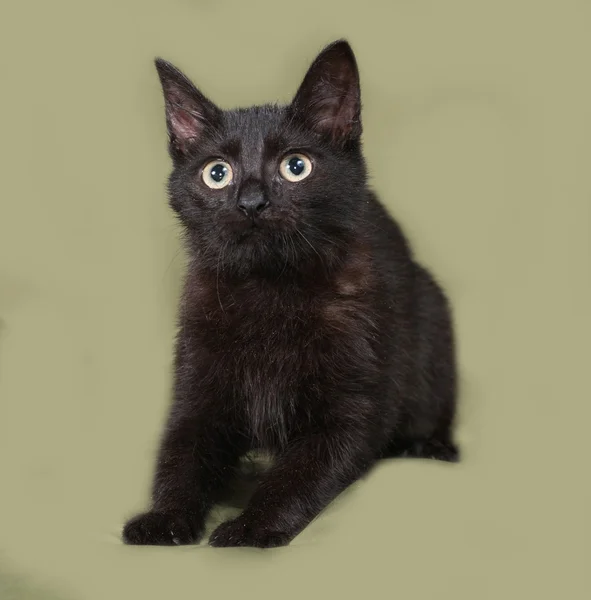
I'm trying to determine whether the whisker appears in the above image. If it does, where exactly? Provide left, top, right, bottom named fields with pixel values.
left=295, top=227, right=322, bottom=261
left=216, top=241, right=227, bottom=313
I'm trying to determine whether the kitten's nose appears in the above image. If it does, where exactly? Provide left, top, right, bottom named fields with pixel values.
left=237, top=195, right=269, bottom=218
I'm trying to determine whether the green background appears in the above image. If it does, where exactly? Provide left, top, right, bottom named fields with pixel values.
left=0, top=1, right=589, bottom=598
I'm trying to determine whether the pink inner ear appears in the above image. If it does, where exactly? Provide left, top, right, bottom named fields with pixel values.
left=166, top=86, right=203, bottom=143
left=170, top=107, right=201, bottom=142
left=332, top=88, right=357, bottom=137
left=307, top=87, right=357, bottom=139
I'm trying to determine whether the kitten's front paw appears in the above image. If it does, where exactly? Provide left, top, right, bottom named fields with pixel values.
left=122, top=511, right=201, bottom=546
left=209, top=516, right=292, bottom=548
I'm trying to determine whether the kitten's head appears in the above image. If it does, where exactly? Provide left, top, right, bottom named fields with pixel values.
left=155, top=40, right=367, bottom=277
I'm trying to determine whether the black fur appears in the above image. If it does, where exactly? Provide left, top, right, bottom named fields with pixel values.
left=122, top=40, right=459, bottom=548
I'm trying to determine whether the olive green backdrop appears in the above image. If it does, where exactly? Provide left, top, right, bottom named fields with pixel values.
left=0, top=1, right=589, bottom=598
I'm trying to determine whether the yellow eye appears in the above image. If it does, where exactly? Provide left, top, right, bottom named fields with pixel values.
left=279, top=153, right=313, bottom=182
left=202, top=160, right=233, bottom=189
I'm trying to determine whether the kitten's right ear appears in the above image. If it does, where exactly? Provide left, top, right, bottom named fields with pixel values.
left=154, top=59, right=221, bottom=161
left=291, top=40, right=361, bottom=144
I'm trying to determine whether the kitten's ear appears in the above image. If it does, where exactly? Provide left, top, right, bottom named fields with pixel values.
left=291, top=40, right=361, bottom=143
left=154, top=58, right=221, bottom=161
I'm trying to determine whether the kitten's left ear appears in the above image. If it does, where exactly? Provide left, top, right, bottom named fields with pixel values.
left=291, top=40, right=361, bottom=144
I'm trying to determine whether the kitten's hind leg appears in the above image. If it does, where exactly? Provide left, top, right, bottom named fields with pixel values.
left=414, top=434, right=459, bottom=462
left=381, top=433, right=459, bottom=462
left=402, top=264, right=460, bottom=464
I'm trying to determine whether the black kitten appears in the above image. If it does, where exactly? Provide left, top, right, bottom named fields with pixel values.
left=122, top=40, right=459, bottom=549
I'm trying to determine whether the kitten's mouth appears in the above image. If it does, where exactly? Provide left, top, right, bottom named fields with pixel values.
left=225, top=214, right=287, bottom=241
left=232, top=219, right=264, bottom=241
left=247, top=217, right=262, bottom=229
left=239, top=223, right=265, bottom=238
left=235, top=215, right=268, bottom=234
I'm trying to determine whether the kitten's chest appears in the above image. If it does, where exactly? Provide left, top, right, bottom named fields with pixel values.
left=204, top=295, right=319, bottom=445
left=186, top=271, right=374, bottom=445
left=210, top=297, right=315, bottom=385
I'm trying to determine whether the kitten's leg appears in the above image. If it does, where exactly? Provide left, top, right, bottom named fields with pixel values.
left=123, top=406, right=245, bottom=546
left=403, top=264, right=459, bottom=463
left=380, top=264, right=459, bottom=465
left=382, top=434, right=459, bottom=462
left=209, top=422, right=374, bottom=548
